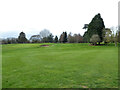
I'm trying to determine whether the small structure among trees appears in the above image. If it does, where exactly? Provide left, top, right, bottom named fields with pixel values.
left=29, top=35, right=41, bottom=43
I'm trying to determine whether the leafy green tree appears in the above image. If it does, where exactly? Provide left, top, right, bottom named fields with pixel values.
left=110, top=34, right=114, bottom=43
left=102, top=28, right=112, bottom=44
left=83, top=13, right=105, bottom=44
left=18, top=32, right=28, bottom=43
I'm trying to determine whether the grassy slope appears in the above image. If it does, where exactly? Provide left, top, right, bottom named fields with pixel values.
left=2, top=43, right=118, bottom=88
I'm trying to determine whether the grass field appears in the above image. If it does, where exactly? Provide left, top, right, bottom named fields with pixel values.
left=2, top=43, right=118, bottom=88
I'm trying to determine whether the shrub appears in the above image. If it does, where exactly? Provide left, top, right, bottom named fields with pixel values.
left=90, top=34, right=101, bottom=45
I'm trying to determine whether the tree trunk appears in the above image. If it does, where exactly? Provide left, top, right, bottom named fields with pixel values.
left=98, top=42, right=100, bottom=45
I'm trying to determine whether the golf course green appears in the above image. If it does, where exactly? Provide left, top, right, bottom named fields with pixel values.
left=2, top=43, right=118, bottom=88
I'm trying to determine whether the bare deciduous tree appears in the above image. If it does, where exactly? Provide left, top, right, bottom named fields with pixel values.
left=39, top=29, right=51, bottom=38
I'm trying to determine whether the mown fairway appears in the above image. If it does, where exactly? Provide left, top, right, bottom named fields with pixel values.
left=2, top=43, right=118, bottom=88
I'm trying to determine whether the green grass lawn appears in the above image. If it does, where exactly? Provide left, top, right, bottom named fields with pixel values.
left=2, top=43, right=118, bottom=88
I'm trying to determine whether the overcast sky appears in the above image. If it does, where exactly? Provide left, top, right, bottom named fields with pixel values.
left=0, top=0, right=119, bottom=39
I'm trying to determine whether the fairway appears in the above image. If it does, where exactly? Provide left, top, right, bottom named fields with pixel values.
left=2, top=43, right=118, bottom=88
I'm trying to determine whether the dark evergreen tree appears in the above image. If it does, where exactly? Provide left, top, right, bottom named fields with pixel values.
left=83, top=13, right=105, bottom=43
left=41, top=34, right=53, bottom=43
left=47, top=34, right=53, bottom=43
left=83, top=24, right=88, bottom=30
left=18, top=32, right=28, bottom=43
left=42, top=37, right=47, bottom=43
left=63, top=32, right=67, bottom=43
left=54, top=36, right=58, bottom=43
left=59, top=32, right=67, bottom=43
left=83, top=31, right=89, bottom=43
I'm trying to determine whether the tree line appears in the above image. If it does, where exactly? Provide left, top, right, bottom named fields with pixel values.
left=1, top=30, right=83, bottom=44
left=1, top=13, right=120, bottom=45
